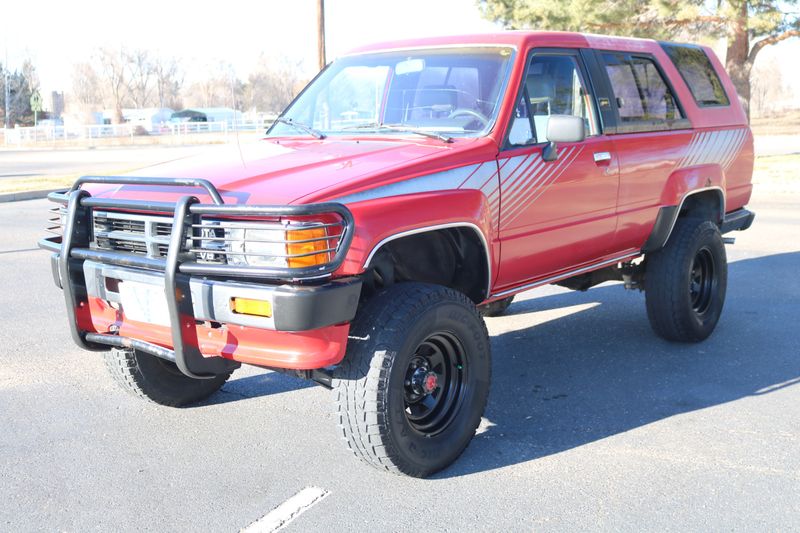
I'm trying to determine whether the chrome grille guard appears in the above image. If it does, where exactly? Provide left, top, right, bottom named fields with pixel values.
left=40, top=175, right=355, bottom=279
left=38, top=175, right=356, bottom=379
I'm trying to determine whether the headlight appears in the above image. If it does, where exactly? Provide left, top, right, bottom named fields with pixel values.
left=197, top=221, right=333, bottom=269
left=226, top=226, right=287, bottom=267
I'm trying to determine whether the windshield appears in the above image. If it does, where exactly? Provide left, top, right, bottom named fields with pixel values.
left=268, top=46, right=515, bottom=140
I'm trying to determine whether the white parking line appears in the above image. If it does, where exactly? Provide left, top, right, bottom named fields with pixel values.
left=241, top=487, right=330, bottom=533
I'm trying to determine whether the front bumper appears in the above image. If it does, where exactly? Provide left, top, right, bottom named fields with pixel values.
left=40, top=177, right=360, bottom=378
left=59, top=259, right=361, bottom=333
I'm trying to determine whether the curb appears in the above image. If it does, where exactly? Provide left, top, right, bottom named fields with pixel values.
left=0, top=189, right=59, bottom=203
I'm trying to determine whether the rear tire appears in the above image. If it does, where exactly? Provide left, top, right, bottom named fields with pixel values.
left=103, top=348, right=232, bottom=407
left=478, top=295, right=514, bottom=317
left=645, top=218, right=727, bottom=342
left=332, top=283, right=491, bottom=477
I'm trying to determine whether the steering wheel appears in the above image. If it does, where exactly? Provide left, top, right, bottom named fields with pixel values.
left=447, top=108, right=490, bottom=127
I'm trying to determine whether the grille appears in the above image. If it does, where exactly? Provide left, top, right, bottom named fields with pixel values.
left=90, top=211, right=346, bottom=267
left=92, top=211, right=173, bottom=259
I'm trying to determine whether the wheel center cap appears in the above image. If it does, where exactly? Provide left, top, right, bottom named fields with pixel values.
left=422, top=372, right=438, bottom=394
left=409, top=366, right=439, bottom=396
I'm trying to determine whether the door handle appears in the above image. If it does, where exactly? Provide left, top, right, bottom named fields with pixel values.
left=593, top=151, right=612, bottom=163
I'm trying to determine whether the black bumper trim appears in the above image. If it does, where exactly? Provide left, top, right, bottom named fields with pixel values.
left=273, top=277, right=362, bottom=332
left=720, top=208, right=755, bottom=234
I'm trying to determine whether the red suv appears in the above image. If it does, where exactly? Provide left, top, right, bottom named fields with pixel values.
left=41, top=32, right=754, bottom=477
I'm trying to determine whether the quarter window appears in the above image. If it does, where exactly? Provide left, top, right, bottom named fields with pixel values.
left=602, top=53, right=683, bottom=125
left=661, top=43, right=730, bottom=107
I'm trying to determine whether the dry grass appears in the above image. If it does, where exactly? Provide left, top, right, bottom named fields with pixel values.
left=750, top=110, right=800, bottom=136
left=752, top=153, right=800, bottom=193
left=0, top=165, right=136, bottom=195
left=0, top=175, right=79, bottom=195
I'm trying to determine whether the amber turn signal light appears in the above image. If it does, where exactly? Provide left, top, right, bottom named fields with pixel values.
left=286, top=227, right=331, bottom=268
left=230, top=297, right=272, bottom=317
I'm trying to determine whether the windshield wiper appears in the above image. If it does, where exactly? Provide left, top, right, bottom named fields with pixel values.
left=342, top=122, right=453, bottom=143
left=273, top=117, right=326, bottom=139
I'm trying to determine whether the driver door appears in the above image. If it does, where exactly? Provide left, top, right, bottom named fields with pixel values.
left=495, top=49, right=620, bottom=289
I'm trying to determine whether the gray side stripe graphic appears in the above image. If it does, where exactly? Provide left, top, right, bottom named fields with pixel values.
left=332, top=164, right=481, bottom=204
left=678, top=128, right=747, bottom=171
left=500, top=146, right=583, bottom=227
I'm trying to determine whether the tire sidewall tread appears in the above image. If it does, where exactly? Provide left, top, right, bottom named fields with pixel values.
left=103, top=348, right=232, bottom=407
left=645, top=218, right=727, bottom=342
left=332, top=283, right=491, bottom=477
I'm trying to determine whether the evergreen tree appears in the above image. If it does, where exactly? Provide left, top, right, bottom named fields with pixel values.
left=477, top=0, right=799, bottom=117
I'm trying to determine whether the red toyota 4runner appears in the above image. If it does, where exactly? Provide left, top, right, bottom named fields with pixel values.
left=41, top=32, right=755, bottom=477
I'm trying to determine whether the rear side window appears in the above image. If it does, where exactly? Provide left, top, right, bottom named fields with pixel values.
left=661, top=43, right=730, bottom=107
left=602, top=53, right=683, bottom=126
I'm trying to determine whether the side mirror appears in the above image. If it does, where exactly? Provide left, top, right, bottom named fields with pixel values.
left=543, top=114, right=585, bottom=162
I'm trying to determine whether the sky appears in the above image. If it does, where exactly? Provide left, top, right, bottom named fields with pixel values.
left=3, top=0, right=498, bottom=95
left=4, top=0, right=799, bottom=99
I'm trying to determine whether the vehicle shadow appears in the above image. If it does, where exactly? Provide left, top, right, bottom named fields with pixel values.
left=198, top=370, right=314, bottom=406
left=437, top=251, right=800, bottom=478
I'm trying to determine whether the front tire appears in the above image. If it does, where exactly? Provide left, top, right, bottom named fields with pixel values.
left=645, top=218, right=727, bottom=342
left=103, top=348, right=232, bottom=407
left=332, top=283, right=491, bottom=477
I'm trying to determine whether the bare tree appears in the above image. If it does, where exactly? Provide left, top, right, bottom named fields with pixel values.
left=71, top=62, right=102, bottom=106
left=153, top=57, right=183, bottom=109
left=21, top=59, right=40, bottom=95
left=124, top=49, right=155, bottom=109
left=182, top=61, right=243, bottom=109
left=244, top=55, right=303, bottom=114
left=750, top=58, right=787, bottom=118
left=97, top=47, right=128, bottom=123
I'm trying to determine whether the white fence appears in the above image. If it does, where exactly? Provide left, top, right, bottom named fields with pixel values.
left=1, top=118, right=276, bottom=146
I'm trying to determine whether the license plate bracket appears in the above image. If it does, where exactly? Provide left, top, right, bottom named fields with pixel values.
left=118, top=280, right=171, bottom=327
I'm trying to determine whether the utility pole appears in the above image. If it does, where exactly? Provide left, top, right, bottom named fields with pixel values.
left=4, top=44, right=10, bottom=130
left=317, top=0, right=326, bottom=71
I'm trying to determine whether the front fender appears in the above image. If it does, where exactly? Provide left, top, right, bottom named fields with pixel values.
left=336, top=189, right=497, bottom=283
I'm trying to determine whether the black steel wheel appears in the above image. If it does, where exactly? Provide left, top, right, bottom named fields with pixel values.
left=332, top=283, right=491, bottom=477
left=689, top=247, right=717, bottom=316
left=645, top=218, right=727, bottom=342
left=403, top=332, right=468, bottom=435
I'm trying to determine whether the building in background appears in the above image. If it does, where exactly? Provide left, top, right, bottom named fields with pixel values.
left=100, top=108, right=175, bottom=132
left=171, top=107, right=242, bottom=126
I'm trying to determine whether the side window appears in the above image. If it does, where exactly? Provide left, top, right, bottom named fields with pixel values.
left=602, top=53, right=683, bottom=126
left=661, top=44, right=730, bottom=107
left=508, top=53, right=598, bottom=147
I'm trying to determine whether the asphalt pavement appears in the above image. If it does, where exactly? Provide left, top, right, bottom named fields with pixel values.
left=0, top=145, right=215, bottom=179
left=0, top=191, right=798, bottom=531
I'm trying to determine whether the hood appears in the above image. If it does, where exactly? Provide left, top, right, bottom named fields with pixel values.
left=85, top=137, right=492, bottom=206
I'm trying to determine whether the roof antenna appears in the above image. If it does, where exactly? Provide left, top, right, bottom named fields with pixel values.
left=230, top=69, right=246, bottom=168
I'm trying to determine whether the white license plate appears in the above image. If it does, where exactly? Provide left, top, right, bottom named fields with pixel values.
left=118, top=280, right=171, bottom=327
